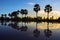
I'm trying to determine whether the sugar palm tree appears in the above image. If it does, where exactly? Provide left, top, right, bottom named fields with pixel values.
left=20, top=9, right=28, bottom=18
left=24, top=9, right=28, bottom=18
left=8, top=13, right=12, bottom=19
left=8, top=13, right=11, bottom=17
left=1, top=14, right=4, bottom=18
left=11, top=11, right=19, bottom=18
left=20, top=9, right=24, bottom=18
left=33, top=4, right=40, bottom=18
left=1, top=14, right=4, bottom=20
left=4, top=14, right=7, bottom=19
left=44, top=4, right=52, bottom=20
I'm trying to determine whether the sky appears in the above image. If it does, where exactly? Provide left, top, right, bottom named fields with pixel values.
left=0, top=0, right=60, bottom=18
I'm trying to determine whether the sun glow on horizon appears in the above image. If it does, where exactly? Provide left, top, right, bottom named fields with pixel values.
left=28, top=10, right=60, bottom=19
left=38, top=23, right=60, bottom=30
left=30, top=22, right=60, bottom=30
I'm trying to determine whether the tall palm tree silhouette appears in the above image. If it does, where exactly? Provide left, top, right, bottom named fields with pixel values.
left=1, top=14, right=4, bottom=17
left=1, top=14, right=4, bottom=20
left=33, top=4, right=40, bottom=18
left=8, top=13, right=11, bottom=17
left=24, top=9, right=28, bottom=18
left=11, top=11, right=19, bottom=18
left=20, top=9, right=28, bottom=18
left=20, top=9, right=24, bottom=18
left=44, top=4, right=52, bottom=20
left=8, top=13, right=12, bottom=19
left=4, top=14, right=7, bottom=19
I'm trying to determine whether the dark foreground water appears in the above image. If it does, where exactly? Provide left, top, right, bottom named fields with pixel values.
left=0, top=21, right=60, bottom=40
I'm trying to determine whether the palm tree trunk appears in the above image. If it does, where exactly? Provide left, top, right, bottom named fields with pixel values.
left=36, top=12, right=38, bottom=18
left=25, top=15, right=26, bottom=18
left=11, top=16, right=12, bottom=19
left=47, top=13, right=49, bottom=20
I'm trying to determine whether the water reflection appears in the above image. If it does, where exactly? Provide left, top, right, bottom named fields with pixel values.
left=8, top=22, right=20, bottom=30
left=8, top=22, right=28, bottom=31
left=20, top=22, right=28, bottom=31
left=33, top=22, right=40, bottom=37
left=0, top=20, right=4, bottom=25
left=0, top=21, right=60, bottom=40
left=44, top=22, right=52, bottom=40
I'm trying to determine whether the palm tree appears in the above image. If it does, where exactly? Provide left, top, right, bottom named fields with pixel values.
left=24, top=9, right=28, bottom=18
left=1, top=14, right=4, bottom=18
left=20, top=9, right=28, bottom=18
left=20, top=9, right=24, bottom=18
left=44, top=4, right=52, bottom=20
left=11, top=11, right=19, bottom=18
left=33, top=4, right=40, bottom=18
left=8, top=13, right=12, bottom=19
left=1, top=14, right=4, bottom=20
left=4, top=14, right=7, bottom=19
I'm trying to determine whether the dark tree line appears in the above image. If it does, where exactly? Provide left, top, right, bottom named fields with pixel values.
left=2, top=4, right=60, bottom=22
left=0, top=4, right=52, bottom=19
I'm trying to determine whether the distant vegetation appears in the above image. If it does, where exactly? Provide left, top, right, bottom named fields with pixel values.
left=0, top=4, right=60, bottom=22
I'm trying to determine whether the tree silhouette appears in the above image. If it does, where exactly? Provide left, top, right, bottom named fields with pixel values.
left=4, top=14, right=7, bottom=19
left=24, top=9, right=28, bottom=18
left=33, top=4, right=40, bottom=18
left=1, top=14, right=4, bottom=20
left=8, top=13, right=12, bottom=19
left=20, top=9, right=24, bottom=18
left=44, top=4, right=52, bottom=20
left=11, top=10, right=19, bottom=18
left=20, top=9, right=28, bottom=18
left=1, top=14, right=4, bottom=18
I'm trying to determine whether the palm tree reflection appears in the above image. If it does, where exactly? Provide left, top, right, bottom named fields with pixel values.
left=33, top=22, right=40, bottom=37
left=8, top=22, right=20, bottom=30
left=4, top=21, right=7, bottom=26
left=44, top=22, right=52, bottom=40
left=8, top=21, right=28, bottom=31
left=20, top=22, right=28, bottom=31
left=1, top=20, right=4, bottom=25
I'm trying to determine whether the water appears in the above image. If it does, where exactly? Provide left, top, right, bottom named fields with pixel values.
left=0, top=21, right=60, bottom=40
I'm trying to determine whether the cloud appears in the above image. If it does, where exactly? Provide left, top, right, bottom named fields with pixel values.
left=27, top=2, right=35, bottom=5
